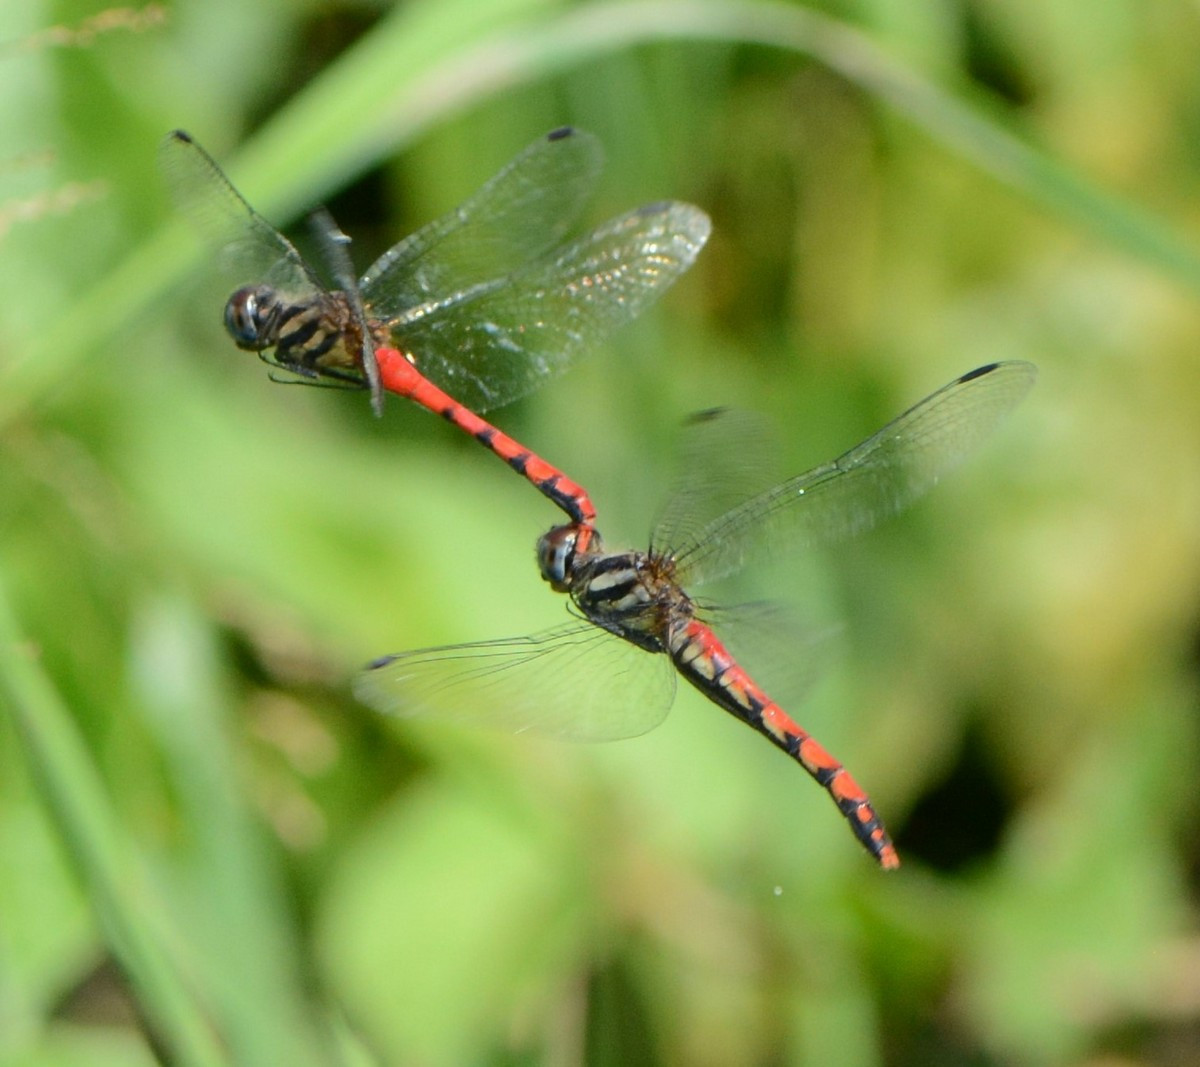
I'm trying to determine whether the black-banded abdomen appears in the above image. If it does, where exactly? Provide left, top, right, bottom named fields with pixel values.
left=666, top=616, right=899, bottom=868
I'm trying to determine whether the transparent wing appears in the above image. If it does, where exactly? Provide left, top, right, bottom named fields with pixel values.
left=672, top=361, right=1038, bottom=586
left=359, top=127, right=604, bottom=320
left=697, top=602, right=843, bottom=713
left=650, top=408, right=784, bottom=558
left=382, top=201, right=712, bottom=413
left=159, top=129, right=320, bottom=298
left=354, top=622, right=677, bottom=742
left=308, top=208, right=383, bottom=415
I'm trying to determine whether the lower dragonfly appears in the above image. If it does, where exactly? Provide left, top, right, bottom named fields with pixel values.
left=356, top=361, right=1037, bottom=868
left=161, top=127, right=710, bottom=552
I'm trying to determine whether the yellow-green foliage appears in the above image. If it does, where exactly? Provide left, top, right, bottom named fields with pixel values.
left=2, top=2, right=1198, bottom=1064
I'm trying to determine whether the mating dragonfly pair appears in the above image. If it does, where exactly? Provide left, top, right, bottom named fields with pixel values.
left=164, top=127, right=1036, bottom=869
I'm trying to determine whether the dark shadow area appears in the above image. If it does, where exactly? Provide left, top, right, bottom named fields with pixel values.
left=896, top=714, right=1013, bottom=873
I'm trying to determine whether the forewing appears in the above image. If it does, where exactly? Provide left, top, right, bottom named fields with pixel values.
left=383, top=201, right=712, bottom=413
left=354, top=622, right=676, bottom=742
left=360, top=127, right=604, bottom=319
left=650, top=408, right=784, bottom=558
left=308, top=209, right=383, bottom=414
left=159, top=129, right=319, bottom=298
left=673, top=361, right=1038, bottom=586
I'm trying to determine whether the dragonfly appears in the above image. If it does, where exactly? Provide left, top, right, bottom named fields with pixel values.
left=356, top=361, right=1038, bottom=869
left=161, top=127, right=711, bottom=551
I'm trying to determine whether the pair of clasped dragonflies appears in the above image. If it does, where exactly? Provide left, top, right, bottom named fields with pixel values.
left=164, top=127, right=1036, bottom=868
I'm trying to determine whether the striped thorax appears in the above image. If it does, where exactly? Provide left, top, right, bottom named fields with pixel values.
left=537, top=523, right=693, bottom=653
left=223, top=284, right=388, bottom=378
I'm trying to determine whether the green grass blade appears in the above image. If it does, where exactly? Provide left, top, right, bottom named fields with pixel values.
left=0, top=581, right=227, bottom=1067
left=4, top=0, right=1197, bottom=428
left=128, top=598, right=335, bottom=1067
left=441, top=0, right=1200, bottom=287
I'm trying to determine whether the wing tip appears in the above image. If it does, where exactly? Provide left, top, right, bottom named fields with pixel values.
left=958, top=359, right=1039, bottom=387
left=959, top=362, right=1000, bottom=383
left=632, top=200, right=712, bottom=248
left=351, top=667, right=398, bottom=717
left=363, top=653, right=398, bottom=671
left=685, top=407, right=730, bottom=425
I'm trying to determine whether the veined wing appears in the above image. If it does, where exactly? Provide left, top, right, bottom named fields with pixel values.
left=159, top=130, right=320, bottom=298
left=308, top=208, right=384, bottom=415
left=697, top=601, right=843, bottom=714
left=671, top=361, right=1038, bottom=587
left=354, top=622, right=676, bottom=742
left=650, top=408, right=784, bottom=559
left=381, top=201, right=712, bottom=413
left=360, top=127, right=604, bottom=320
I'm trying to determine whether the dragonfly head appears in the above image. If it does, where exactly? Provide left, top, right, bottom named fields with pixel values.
left=537, top=523, right=598, bottom=592
left=224, top=285, right=280, bottom=351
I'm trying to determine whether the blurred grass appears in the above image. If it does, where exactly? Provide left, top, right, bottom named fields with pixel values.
left=3, top=0, right=1200, bottom=1064
left=7, top=1, right=1200, bottom=427
left=0, top=581, right=226, bottom=1067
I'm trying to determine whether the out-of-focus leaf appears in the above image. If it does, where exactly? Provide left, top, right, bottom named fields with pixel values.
left=318, top=777, right=590, bottom=1063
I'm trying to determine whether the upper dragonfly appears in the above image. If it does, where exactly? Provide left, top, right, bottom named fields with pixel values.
left=161, top=127, right=711, bottom=544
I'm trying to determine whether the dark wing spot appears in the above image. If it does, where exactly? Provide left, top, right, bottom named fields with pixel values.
left=635, top=200, right=670, bottom=217
left=685, top=407, right=729, bottom=425
left=365, top=654, right=398, bottom=670
left=959, top=362, right=1000, bottom=383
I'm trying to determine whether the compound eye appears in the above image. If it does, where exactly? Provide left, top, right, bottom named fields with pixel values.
left=536, top=525, right=579, bottom=591
left=224, top=286, right=269, bottom=349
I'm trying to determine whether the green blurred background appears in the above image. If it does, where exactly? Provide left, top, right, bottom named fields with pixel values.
left=3, top=1, right=1200, bottom=1064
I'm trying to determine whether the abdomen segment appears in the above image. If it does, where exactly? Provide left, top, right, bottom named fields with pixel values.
left=668, top=617, right=899, bottom=869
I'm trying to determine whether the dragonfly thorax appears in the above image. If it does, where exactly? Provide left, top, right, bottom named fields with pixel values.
left=223, top=285, right=377, bottom=380
left=543, top=526, right=689, bottom=653
left=575, top=550, right=690, bottom=653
